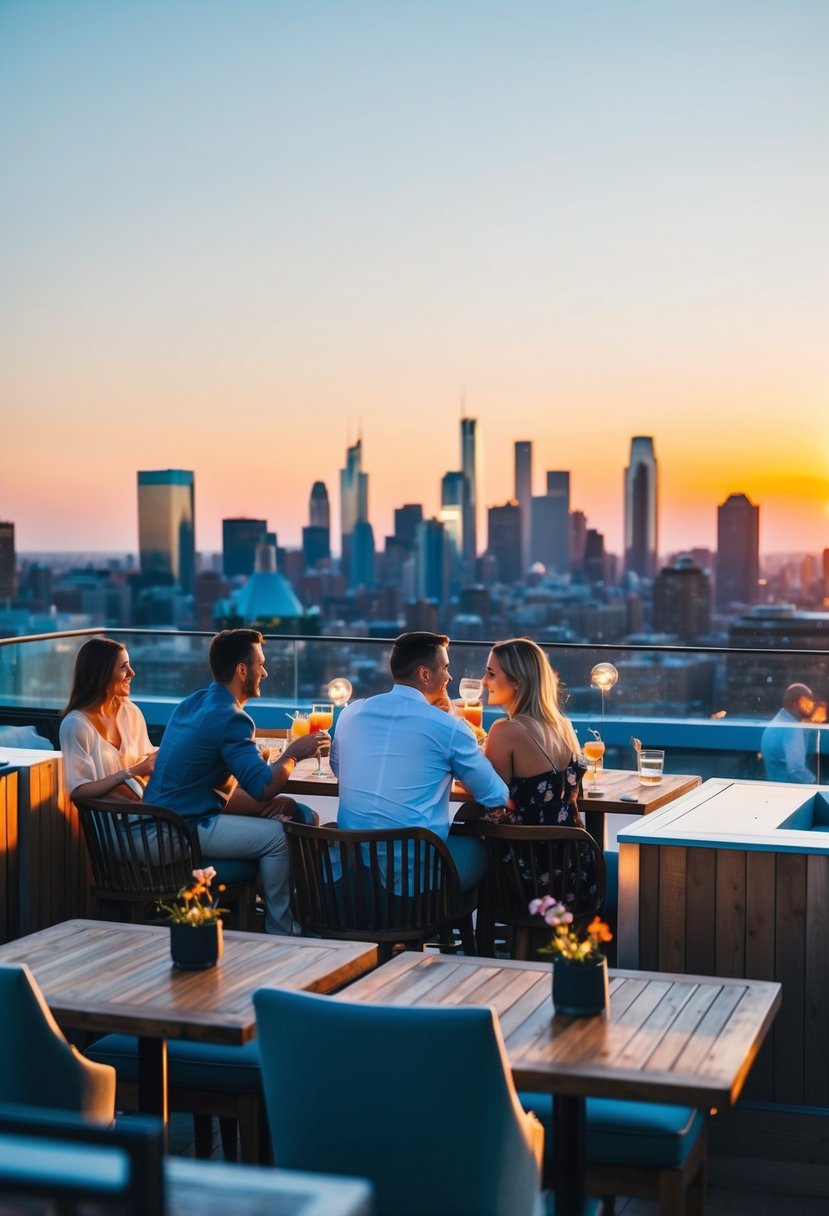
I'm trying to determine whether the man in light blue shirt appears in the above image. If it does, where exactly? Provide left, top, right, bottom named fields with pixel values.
left=330, top=631, right=508, bottom=890
left=761, top=683, right=817, bottom=784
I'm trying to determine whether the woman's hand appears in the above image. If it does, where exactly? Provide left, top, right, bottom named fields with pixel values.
left=130, top=751, right=157, bottom=779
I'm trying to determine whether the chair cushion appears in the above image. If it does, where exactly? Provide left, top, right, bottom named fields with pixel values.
left=204, top=858, right=259, bottom=887
left=0, top=724, right=53, bottom=751
left=519, top=1093, right=704, bottom=1169
left=86, top=1035, right=261, bottom=1094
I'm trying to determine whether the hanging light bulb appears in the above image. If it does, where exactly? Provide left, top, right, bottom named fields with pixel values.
left=590, top=663, right=618, bottom=692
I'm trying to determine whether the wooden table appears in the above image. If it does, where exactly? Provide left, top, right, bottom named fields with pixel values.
left=338, top=951, right=781, bottom=1216
left=0, top=919, right=377, bottom=1130
left=580, top=768, right=702, bottom=849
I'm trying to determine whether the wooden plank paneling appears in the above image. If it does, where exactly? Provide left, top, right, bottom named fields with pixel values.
left=656, top=845, right=687, bottom=974
left=774, top=853, right=807, bottom=1104
left=638, top=845, right=661, bottom=970
left=742, top=850, right=777, bottom=1099
left=0, top=771, right=19, bottom=944
left=685, top=847, right=717, bottom=976
left=715, top=849, right=747, bottom=979
left=804, top=853, right=829, bottom=1106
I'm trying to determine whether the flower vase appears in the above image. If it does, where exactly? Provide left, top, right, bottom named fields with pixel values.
left=552, top=956, right=609, bottom=1017
left=169, top=921, right=223, bottom=970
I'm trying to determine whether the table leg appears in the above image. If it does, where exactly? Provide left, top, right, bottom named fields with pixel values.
left=552, top=1093, right=586, bottom=1216
left=137, top=1037, right=169, bottom=1145
left=583, top=808, right=607, bottom=852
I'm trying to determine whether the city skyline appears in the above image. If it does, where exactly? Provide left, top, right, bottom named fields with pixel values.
left=2, top=2, right=828, bottom=555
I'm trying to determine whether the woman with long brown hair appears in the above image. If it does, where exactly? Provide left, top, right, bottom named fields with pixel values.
left=60, top=637, right=156, bottom=801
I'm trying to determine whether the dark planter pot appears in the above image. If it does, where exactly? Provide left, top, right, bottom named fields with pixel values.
left=552, top=956, right=609, bottom=1017
left=169, top=920, right=223, bottom=970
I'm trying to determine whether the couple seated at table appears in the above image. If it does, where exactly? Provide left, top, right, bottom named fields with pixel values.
left=331, top=631, right=598, bottom=904
left=60, top=630, right=325, bottom=936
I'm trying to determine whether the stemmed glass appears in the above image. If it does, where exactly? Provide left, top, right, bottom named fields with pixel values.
left=309, top=703, right=334, bottom=776
left=583, top=729, right=606, bottom=795
left=458, top=677, right=484, bottom=728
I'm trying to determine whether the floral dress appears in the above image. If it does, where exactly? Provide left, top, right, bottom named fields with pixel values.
left=481, top=753, right=599, bottom=910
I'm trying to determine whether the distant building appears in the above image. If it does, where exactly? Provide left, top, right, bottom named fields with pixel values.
left=514, top=441, right=532, bottom=577
left=415, top=518, right=448, bottom=604
left=570, top=510, right=587, bottom=573
left=394, top=504, right=423, bottom=548
left=340, top=439, right=368, bottom=584
left=487, top=501, right=522, bottom=584
left=224, top=540, right=305, bottom=632
left=304, top=482, right=330, bottom=565
left=531, top=472, right=570, bottom=575
left=460, top=417, right=478, bottom=578
left=727, top=604, right=829, bottom=715
left=350, top=519, right=376, bottom=588
left=0, top=521, right=16, bottom=601
left=584, top=529, right=607, bottom=585
left=624, top=437, right=658, bottom=578
left=222, top=517, right=267, bottom=579
left=717, top=492, right=759, bottom=610
left=137, top=469, right=195, bottom=594
left=309, top=481, right=330, bottom=529
left=653, top=555, right=711, bottom=642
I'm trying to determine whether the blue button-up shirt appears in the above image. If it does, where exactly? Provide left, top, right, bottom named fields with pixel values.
left=330, top=683, right=508, bottom=839
left=145, top=682, right=270, bottom=820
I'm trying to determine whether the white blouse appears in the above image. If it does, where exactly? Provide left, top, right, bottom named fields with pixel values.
left=60, top=701, right=153, bottom=798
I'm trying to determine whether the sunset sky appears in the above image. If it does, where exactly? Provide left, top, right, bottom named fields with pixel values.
left=2, top=0, right=827, bottom=559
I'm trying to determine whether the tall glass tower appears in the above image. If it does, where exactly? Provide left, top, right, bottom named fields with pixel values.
left=309, top=481, right=330, bottom=529
left=717, top=493, right=759, bottom=608
left=339, top=438, right=368, bottom=584
left=624, top=437, right=658, bottom=578
left=137, top=469, right=195, bottom=593
left=514, top=441, right=532, bottom=577
left=460, top=417, right=478, bottom=579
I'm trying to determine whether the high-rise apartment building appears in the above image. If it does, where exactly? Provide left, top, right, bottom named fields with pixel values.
left=340, top=439, right=368, bottom=584
left=653, top=555, right=712, bottom=641
left=460, top=417, right=478, bottom=578
left=394, top=504, right=423, bottom=548
left=716, top=492, right=759, bottom=609
left=415, top=518, right=448, bottom=604
left=514, top=441, right=532, bottom=577
left=222, top=517, right=267, bottom=579
left=0, top=521, right=16, bottom=602
left=624, top=436, right=658, bottom=578
left=529, top=471, right=570, bottom=574
left=137, top=470, right=195, bottom=593
left=487, top=502, right=522, bottom=584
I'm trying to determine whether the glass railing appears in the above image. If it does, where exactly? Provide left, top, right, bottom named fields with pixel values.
left=0, top=627, right=826, bottom=782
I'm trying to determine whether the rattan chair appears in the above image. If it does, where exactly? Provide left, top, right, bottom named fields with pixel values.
left=283, top=820, right=477, bottom=962
left=470, top=821, right=606, bottom=959
left=73, top=796, right=258, bottom=929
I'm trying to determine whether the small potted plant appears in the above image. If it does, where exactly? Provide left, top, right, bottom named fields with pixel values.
left=529, top=896, right=613, bottom=1017
left=159, top=867, right=228, bottom=970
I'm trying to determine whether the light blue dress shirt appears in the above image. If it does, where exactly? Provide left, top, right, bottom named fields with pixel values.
left=760, top=708, right=816, bottom=784
left=330, top=683, right=508, bottom=838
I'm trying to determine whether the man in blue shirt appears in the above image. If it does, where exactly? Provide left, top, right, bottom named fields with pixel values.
left=761, top=683, right=817, bottom=784
left=331, top=631, right=508, bottom=890
left=146, top=629, right=325, bottom=933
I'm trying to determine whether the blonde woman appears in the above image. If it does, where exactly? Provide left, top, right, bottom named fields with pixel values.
left=481, top=636, right=586, bottom=829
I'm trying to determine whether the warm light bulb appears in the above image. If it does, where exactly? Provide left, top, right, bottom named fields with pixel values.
left=590, top=662, right=618, bottom=692
left=327, top=677, right=353, bottom=707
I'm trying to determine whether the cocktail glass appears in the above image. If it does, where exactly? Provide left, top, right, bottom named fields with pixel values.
left=310, top=703, right=334, bottom=776
left=583, top=733, right=606, bottom=794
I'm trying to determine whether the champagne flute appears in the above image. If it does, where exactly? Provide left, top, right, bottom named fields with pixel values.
left=582, top=730, right=605, bottom=794
left=309, top=703, right=334, bottom=776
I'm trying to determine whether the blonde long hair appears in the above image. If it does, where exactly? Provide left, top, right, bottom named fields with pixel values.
left=490, top=637, right=580, bottom=756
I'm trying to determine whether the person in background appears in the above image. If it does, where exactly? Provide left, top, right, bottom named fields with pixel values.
left=145, top=628, right=324, bottom=934
left=330, top=631, right=508, bottom=892
left=761, top=683, right=819, bottom=783
left=60, top=637, right=156, bottom=802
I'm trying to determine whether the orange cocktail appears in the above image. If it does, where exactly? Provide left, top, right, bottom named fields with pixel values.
left=458, top=701, right=483, bottom=729
left=310, top=707, right=334, bottom=733
left=290, top=714, right=310, bottom=739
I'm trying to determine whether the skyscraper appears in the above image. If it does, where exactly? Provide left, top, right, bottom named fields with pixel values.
left=514, top=441, right=532, bottom=577
left=415, top=518, right=448, bottom=604
left=487, top=502, right=522, bottom=584
left=309, top=481, right=330, bottom=529
left=624, top=436, right=658, bottom=579
left=339, top=438, right=368, bottom=584
left=222, top=517, right=267, bottom=579
left=460, top=417, right=478, bottom=578
left=394, top=504, right=423, bottom=548
left=137, top=470, right=195, bottom=593
left=529, top=471, right=570, bottom=574
left=0, top=521, right=16, bottom=602
left=717, top=493, right=760, bottom=609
